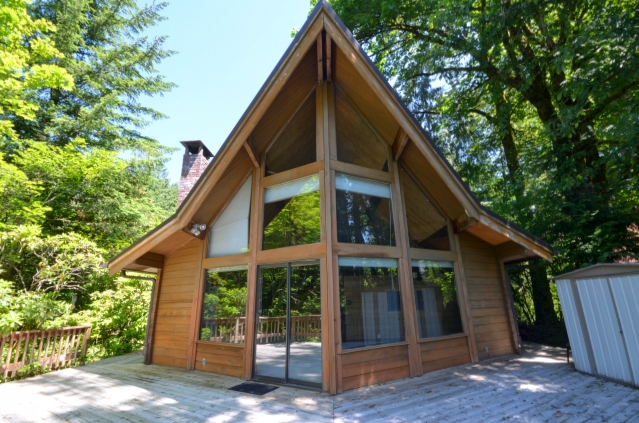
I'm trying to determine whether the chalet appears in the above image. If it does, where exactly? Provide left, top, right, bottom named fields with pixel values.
left=107, top=1, right=554, bottom=394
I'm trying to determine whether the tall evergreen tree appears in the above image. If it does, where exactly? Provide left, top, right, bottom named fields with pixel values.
left=14, top=0, right=176, bottom=156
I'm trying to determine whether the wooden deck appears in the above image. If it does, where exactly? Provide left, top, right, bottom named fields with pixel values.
left=1, top=343, right=638, bottom=422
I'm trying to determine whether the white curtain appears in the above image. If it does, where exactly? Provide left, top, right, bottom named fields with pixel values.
left=335, top=173, right=391, bottom=198
left=416, top=288, right=442, bottom=338
left=361, top=292, right=376, bottom=345
left=207, top=178, right=251, bottom=257
left=263, top=174, right=319, bottom=203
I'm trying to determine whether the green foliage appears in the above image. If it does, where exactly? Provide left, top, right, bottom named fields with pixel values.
left=0, top=0, right=73, bottom=141
left=0, top=280, right=69, bottom=336
left=0, top=0, right=175, bottom=366
left=77, top=278, right=152, bottom=360
left=0, top=225, right=105, bottom=293
left=10, top=140, right=176, bottom=251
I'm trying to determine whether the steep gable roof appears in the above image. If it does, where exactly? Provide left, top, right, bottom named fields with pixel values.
left=107, top=1, right=554, bottom=275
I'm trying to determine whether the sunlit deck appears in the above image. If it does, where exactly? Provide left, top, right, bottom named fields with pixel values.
left=1, top=343, right=638, bottom=422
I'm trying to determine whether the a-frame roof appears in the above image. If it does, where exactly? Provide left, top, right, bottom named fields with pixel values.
left=107, top=1, right=554, bottom=275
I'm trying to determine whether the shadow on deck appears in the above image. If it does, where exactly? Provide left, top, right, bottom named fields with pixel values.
left=1, top=343, right=637, bottom=422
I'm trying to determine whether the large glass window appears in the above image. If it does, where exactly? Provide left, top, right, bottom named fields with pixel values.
left=335, top=173, right=395, bottom=246
left=400, top=166, right=450, bottom=251
left=199, top=266, right=248, bottom=343
left=207, top=178, right=251, bottom=257
left=339, top=257, right=405, bottom=350
left=335, top=89, right=389, bottom=172
left=263, top=175, right=321, bottom=250
left=264, top=90, right=316, bottom=176
left=412, top=260, right=463, bottom=339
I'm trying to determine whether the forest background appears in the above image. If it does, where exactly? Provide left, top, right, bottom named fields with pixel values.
left=1, top=0, right=637, bottom=370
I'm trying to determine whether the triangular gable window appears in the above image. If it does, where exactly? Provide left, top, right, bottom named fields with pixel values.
left=400, top=166, right=450, bottom=251
left=264, top=90, right=316, bottom=176
left=335, top=88, right=389, bottom=172
left=207, top=177, right=252, bottom=257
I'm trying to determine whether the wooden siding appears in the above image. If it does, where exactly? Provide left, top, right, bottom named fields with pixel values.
left=420, top=335, right=470, bottom=373
left=458, top=232, right=515, bottom=360
left=151, top=239, right=200, bottom=368
left=194, top=342, right=244, bottom=378
left=340, top=344, right=410, bottom=391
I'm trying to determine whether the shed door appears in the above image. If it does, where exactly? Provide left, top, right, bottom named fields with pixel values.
left=608, top=275, right=639, bottom=385
left=577, top=278, right=633, bottom=384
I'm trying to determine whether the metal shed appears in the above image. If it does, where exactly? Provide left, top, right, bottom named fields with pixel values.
left=554, top=264, right=639, bottom=386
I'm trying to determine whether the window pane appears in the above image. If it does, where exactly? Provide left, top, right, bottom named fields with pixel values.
left=339, top=257, right=405, bottom=350
left=263, top=175, right=321, bottom=250
left=199, top=266, right=248, bottom=343
left=411, top=260, right=463, bottom=339
left=335, top=173, right=395, bottom=246
left=335, top=89, right=388, bottom=172
left=265, top=90, right=316, bottom=176
left=400, top=166, right=450, bottom=250
left=207, top=178, right=251, bottom=257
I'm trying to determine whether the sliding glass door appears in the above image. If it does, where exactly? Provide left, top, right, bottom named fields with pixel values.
left=254, top=261, right=321, bottom=388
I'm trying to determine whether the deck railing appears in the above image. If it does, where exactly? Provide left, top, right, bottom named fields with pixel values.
left=0, top=326, right=91, bottom=380
left=201, top=315, right=321, bottom=344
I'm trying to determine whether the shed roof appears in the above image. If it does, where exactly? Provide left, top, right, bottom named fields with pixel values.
left=106, top=0, right=555, bottom=275
left=553, top=263, right=639, bottom=280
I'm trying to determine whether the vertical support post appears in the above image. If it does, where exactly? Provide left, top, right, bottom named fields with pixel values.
left=186, top=239, right=205, bottom=370
left=391, top=161, right=422, bottom=377
left=320, top=81, right=339, bottom=394
left=243, top=167, right=261, bottom=379
left=453, top=234, right=480, bottom=363
left=144, top=269, right=162, bottom=364
left=499, top=260, right=522, bottom=354
left=80, top=326, right=91, bottom=366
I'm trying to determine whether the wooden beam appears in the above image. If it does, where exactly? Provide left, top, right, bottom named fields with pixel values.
left=201, top=253, right=250, bottom=270
left=392, top=128, right=409, bottom=162
left=134, top=252, right=164, bottom=269
left=317, top=33, right=323, bottom=84
left=144, top=269, right=162, bottom=365
left=452, top=233, right=479, bottom=363
left=495, top=241, right=531, bottom=262
left=186, top=239, right=205, bottom=371
left=243, top=141, right=259, bottom=168
left=391, top=160, right=422, bottom=377
left=453, top=213, right=479, bottom=234
left=329, top=160, right=393, bottom=184
left=498, top=258, right=522, bottom=354
left=479, top=214, right=553, bottom=261
left=326, top=34, right=332, bottom=82
left=243, top=168, right=261, bottom=379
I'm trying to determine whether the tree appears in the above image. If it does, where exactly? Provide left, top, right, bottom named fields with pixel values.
left=327, top=0, right=639, bottom=326
left=0, top=0, right=73, bottom=142
left=11, top=0, right=176, bottom=156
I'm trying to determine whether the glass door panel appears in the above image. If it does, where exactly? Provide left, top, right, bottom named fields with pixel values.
left=289, top=262, right=321, bottom=387
left=255, top=265, right=288, bottom=381
left=254, top=261, right=322, bottom=388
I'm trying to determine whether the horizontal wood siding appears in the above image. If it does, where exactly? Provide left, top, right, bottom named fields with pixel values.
left=340, top=344, right=410, bottom=391
left=459, top=233, right=514, bottom=360
left=420, top=336, right=470, bottom=373
left=194, top=343, right=244, bottom=378
left=152, top=239, right=200, bottom=368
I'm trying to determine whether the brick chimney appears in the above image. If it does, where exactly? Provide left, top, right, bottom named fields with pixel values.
left=178, top=140, right=213, bottom=207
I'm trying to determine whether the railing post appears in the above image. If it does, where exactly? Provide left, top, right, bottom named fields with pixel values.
left=80, top=326, right=91, bottom=366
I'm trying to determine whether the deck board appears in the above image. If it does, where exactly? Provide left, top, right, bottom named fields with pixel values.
left=1, top=343, right=638, bottom=422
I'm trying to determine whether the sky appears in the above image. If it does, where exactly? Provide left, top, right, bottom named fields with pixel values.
left=141, top=1, right=312, bottom=184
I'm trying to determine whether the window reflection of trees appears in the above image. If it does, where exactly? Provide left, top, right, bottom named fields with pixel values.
left=200, top=269, right=247, bottom=343
left=336, top=190, right=395, bottom=246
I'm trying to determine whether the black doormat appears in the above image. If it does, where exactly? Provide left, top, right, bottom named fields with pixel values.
left=228, top=382, right=279, bottom=396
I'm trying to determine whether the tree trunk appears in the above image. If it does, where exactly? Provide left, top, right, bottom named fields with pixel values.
left=529, top=263, right=559, bottom=327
